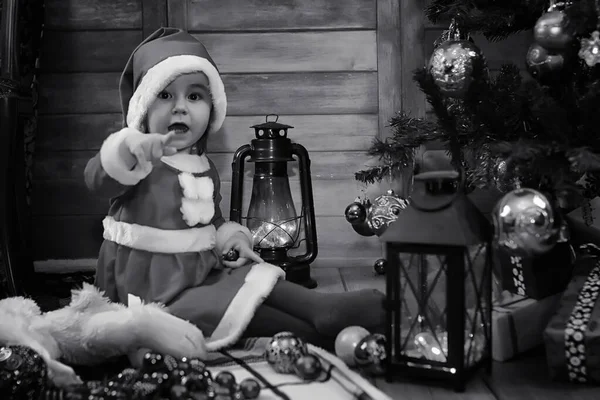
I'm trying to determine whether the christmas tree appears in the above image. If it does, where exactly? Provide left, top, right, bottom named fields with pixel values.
left=355, top=0, right=600, bottom=211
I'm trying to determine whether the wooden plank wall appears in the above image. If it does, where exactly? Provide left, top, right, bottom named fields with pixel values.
left=31, top=0, right=533, bottom=272
left=32, top=0, right=391, bottom=271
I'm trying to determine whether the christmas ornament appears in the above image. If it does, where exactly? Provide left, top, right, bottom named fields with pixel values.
left=293, top=354, right=323, bottom=380
left=491, top=158, right=512, bottom=192
left=265, top=331, right=308, bottom=374
left=239, top=378, right=261, bottom=399
left=526, top=43, right=566, bottom=81
left=367, top=190, right=409, bottom=236
left=223, top=249, right=240, bottom=262
left=334, top=326, right=371, bottom=366
left=345, top=199, right=368, bottom=224
left=533, top=10, right=574, bottom=50
left=492, top=187, right=559, bottom=256
left=215, top=370, right=237, bottom=388
left=0, top=346, right=47, bottom=400
left=353, top=333, right=387, bottom=376
left=414, top=331, right=448, bottom=362
left=346, top=197, right=375, bottom=236
left=428, top=39, right=486, bottom=98
left=579, top=30, right=600, bottom=67
left=373, top=258, right=387, bottom=275
left=142, top=351, right=168, bottom=373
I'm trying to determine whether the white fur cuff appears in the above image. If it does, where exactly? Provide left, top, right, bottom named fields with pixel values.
left=215, top=221, right=253, bottom=252
left=99, top=128, right=152, bottom=185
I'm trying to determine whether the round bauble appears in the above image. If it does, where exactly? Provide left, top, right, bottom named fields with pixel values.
left=240, top=378, right=261, bottom=399
left=334, top=326, right=371, bottom=366
left=428, top=39, right=486, bottom=98
left=533, top=10, right=574, bottom=50
left=373, top=258, right=387, bottom=275
left=265, top=332, right=308, bottom=374
left=354, top=333, right=387, bottom=376
left=345, top=201, right=368, bottom=224
left=367, top=190, right=408, bottom=236
left=293, top=354, right=323, bottom=380
left=526, top=43, right=566, bottom=81
left=0, top=346, right=47, bottom=400
left=492, top=187, right=559, bottom=256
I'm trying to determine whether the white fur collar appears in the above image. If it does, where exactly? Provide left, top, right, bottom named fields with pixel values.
left=161, top=153, right=210, bottom=173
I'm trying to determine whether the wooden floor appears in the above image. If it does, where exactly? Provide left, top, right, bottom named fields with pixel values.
left=311, top=266, right=600, bottom=400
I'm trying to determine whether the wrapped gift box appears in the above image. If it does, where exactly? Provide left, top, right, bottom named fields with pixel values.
left=566, top=196, right=600, bottom=246
left=495, top=243, right=574, bottom=300
left=492, top=291, right=562, bottom=362
left=544, top=256, right=600, bottom=383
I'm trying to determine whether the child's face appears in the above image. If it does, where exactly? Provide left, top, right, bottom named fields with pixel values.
left=146, top=72, right=212, bottom=151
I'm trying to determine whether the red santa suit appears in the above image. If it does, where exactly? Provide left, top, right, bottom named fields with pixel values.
left=85, top=27, right=284, bottom=352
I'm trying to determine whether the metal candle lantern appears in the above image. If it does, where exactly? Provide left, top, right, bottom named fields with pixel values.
left=380, top=170, right=492, bottom=392
left=230, top=115, right=318, bottom=288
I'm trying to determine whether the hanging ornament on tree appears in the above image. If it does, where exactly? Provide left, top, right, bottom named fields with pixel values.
left=492, top=187, right=559, bottom=256
left=428, top=19, right=487, bottom=98
left=345, top=196, right=375, bottom=237
left=527, top=1, right=574, bottom=80
left=491, top=157, right=513, bottom=193
left=526, top=43, right=567, bottom=81
left=367, top=189, right=409, bottom=236
left=579, top=0, right=600, bottom=67
left=533, top=2, right=575, bottom=50
left=344, top=199, right=368, bottom=225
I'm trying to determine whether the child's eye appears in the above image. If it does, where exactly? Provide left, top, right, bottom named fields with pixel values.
left=188, top=92, right=203, bottom=101
left=158, top=91, right=171, bottom=99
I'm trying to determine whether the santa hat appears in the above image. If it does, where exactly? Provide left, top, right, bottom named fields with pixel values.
left=119, top=27, right=226, bottom=134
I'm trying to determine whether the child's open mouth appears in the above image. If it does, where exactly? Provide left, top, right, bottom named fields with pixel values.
left=168, top=123, right=189, bottom=134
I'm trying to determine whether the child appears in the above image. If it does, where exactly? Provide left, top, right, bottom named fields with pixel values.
left=84, top=27, right=385, bottom=352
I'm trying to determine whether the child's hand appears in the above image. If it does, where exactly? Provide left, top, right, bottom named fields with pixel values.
left=125, top=130, right=178, bottom=168
left=221, top=232, right=264, bottom=268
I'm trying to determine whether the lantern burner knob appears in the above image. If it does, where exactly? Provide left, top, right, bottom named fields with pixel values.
left=250, top=114, right=294, bottom=140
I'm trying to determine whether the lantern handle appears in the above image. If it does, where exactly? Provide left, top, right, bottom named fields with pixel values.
left=265, top=114, right=279, bottom=123
left=229, top=144, right=253, bottom=223
left=288, top=142, right=318, bottom=266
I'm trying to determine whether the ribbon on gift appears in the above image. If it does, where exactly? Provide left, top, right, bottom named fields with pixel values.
left=508, top=255, right=527, bottom=296
left=564, top=243, right=600, bottom=383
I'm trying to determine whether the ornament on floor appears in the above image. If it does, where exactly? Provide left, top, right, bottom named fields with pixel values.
left=293, top=354, right=323, bottom=380
left=373, top=258, right=387, bottom=275
left=492, top=186, right=559, bottom=256
left=223, top=249, right=240, bottom=262
left=334, top=326, right=371, bottom=366
left=428, top=19, right=487, bottom=98
left=265, top=331, right=309, bottom=374
left=239, top=378, right=261, bottom=399
left=0, top=346, right=47, bottom=400
left=51, top=352, right=264, bottom=400
left=354, top=333, right=387, bottom=376
left=367, top=190, right=409, bottom=236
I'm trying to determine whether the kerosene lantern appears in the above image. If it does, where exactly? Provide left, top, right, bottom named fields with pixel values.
left=380, top=170, right=492, bottom=392
left=230, top=115, right=318, bottom=288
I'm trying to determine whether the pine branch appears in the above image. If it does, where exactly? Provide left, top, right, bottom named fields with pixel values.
left=355, top=161, right=410, bottom=185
